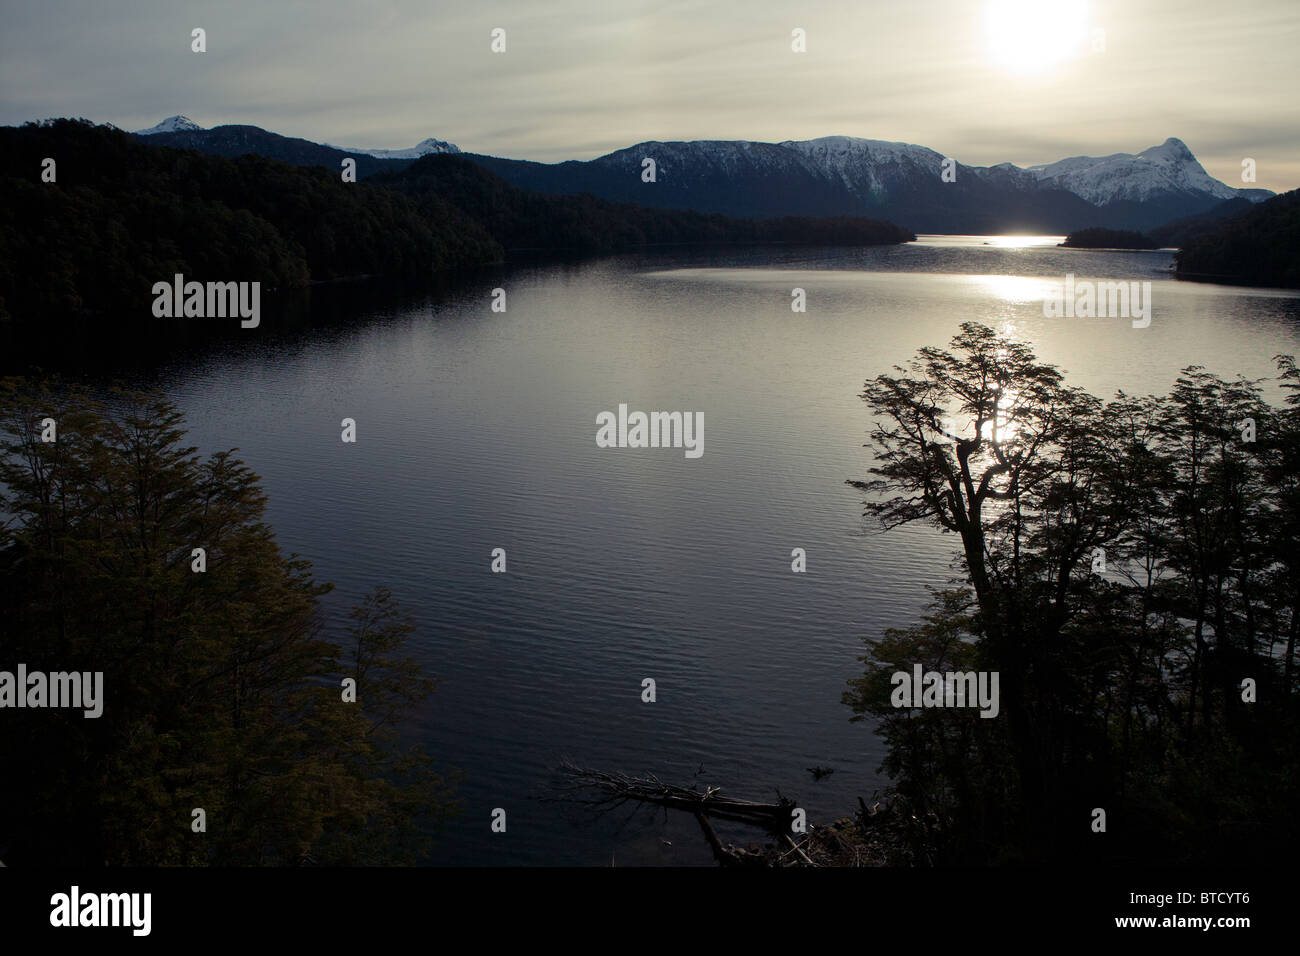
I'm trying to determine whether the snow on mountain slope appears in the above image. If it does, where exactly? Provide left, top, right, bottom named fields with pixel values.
left=781, top=136, right=945, bottom=171
left=130, top=118, right=1254, bottom=213
left=331, top=137, right=461, bottom=159
left=125, top=116, right=1270, bottom=230
left=593, top=135, right=949, bottom=197
left=555, top=133, right=1269, bottom=229
left=599, top=139, right=801, bottom=171
left=771, top=134, right=1246, bottom=207
left=779, top=136, right=947, bottom=195
left=134, top=115, right=204, bottom=135
left=1026, top=137, right=1238, bottom=205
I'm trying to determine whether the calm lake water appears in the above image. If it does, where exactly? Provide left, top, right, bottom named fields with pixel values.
left=29, top=236, right=1300, bottom=865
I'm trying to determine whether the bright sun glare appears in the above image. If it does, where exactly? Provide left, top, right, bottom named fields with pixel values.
left=985, top=0, right=1090, bottom=74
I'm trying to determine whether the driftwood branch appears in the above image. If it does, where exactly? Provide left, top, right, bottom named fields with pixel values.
left=556, top=761, right=794, bottom=828
left=783, top=833, right=815, bottom=866
left=553, top=762, right=918, bottom=866
left=556, top=761, right=812, bottom=866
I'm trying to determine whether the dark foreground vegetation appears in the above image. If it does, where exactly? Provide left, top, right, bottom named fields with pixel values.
left=0, top=119, right=913, bottom=322
left=845, top=324, right=1300, bottom=864
left=0, top=380, right=456, bottom=865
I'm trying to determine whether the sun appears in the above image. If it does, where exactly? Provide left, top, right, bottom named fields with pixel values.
left=985, top=0, right=1090, bottom=74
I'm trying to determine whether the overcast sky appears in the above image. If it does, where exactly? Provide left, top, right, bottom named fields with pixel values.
left=2, top=0, right=1297, bottom=190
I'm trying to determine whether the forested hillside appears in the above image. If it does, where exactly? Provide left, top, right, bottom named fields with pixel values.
left=374, top=152, right=914, bottom=253
left=0, top=119, right=502, bottom=320
left=1175, top=189, right=1300, bottom=287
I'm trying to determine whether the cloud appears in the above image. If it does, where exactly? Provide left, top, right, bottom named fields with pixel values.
left=1, top=0, right=1296, bottom=190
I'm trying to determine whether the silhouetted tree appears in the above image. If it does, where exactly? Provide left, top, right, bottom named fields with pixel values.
left=845, top=324, right=1299, bottom=863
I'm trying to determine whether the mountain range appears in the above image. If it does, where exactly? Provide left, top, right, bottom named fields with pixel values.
left=0, top=118, right=916, bottom=322
left=133, top=116, right=1273, bottom=234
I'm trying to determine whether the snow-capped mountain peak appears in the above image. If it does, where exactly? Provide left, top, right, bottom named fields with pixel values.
left=330, top=136, right=461, bottom=159
left=134, top=115, right=204, bottom=135
left=412, top=137, right=460, bottom=155
left=1140, top=136, right=1195, bottom=161
left=1026, top=137, right=1236, bottom=205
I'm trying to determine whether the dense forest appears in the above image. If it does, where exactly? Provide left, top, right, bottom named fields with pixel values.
left=844, top=324, right=1300, bottom=864
left=0, top=380, right=456, bottom=865
left=0, top=119, right=913, bottom=323
left=0, top=119, right=503, bottom=321
left=1175, top=189, right=1300, bottom=287
left=1146, top=197, right=1254, bottom=248
left=1061, top=197, right=1260, bottom=251
left=372, top=153, right=916, bottom=254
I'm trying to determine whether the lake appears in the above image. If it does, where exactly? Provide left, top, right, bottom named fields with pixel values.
left=29, top=236, right=1300, bottom=865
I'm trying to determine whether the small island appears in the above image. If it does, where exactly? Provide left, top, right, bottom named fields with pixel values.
left=1058, top=227, right=1158, bottom=250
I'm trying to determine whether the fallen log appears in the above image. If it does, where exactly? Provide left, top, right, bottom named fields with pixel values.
left=555, top=761, right=796, bottom=832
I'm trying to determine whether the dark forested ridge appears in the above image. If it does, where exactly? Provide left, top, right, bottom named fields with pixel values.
left=1058, top=197, right=1294, bottom=281
left=1146, top=196, right=1253, bottom=248
left=134, top=122, right=413, bottom=180
left=0, top=119, right=502, bottom=321
left=371, top=153, right=915, bottom=253
left=1174, top=189, right=1300, bottom=288
left=0, top=119, right=913, bottom=323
